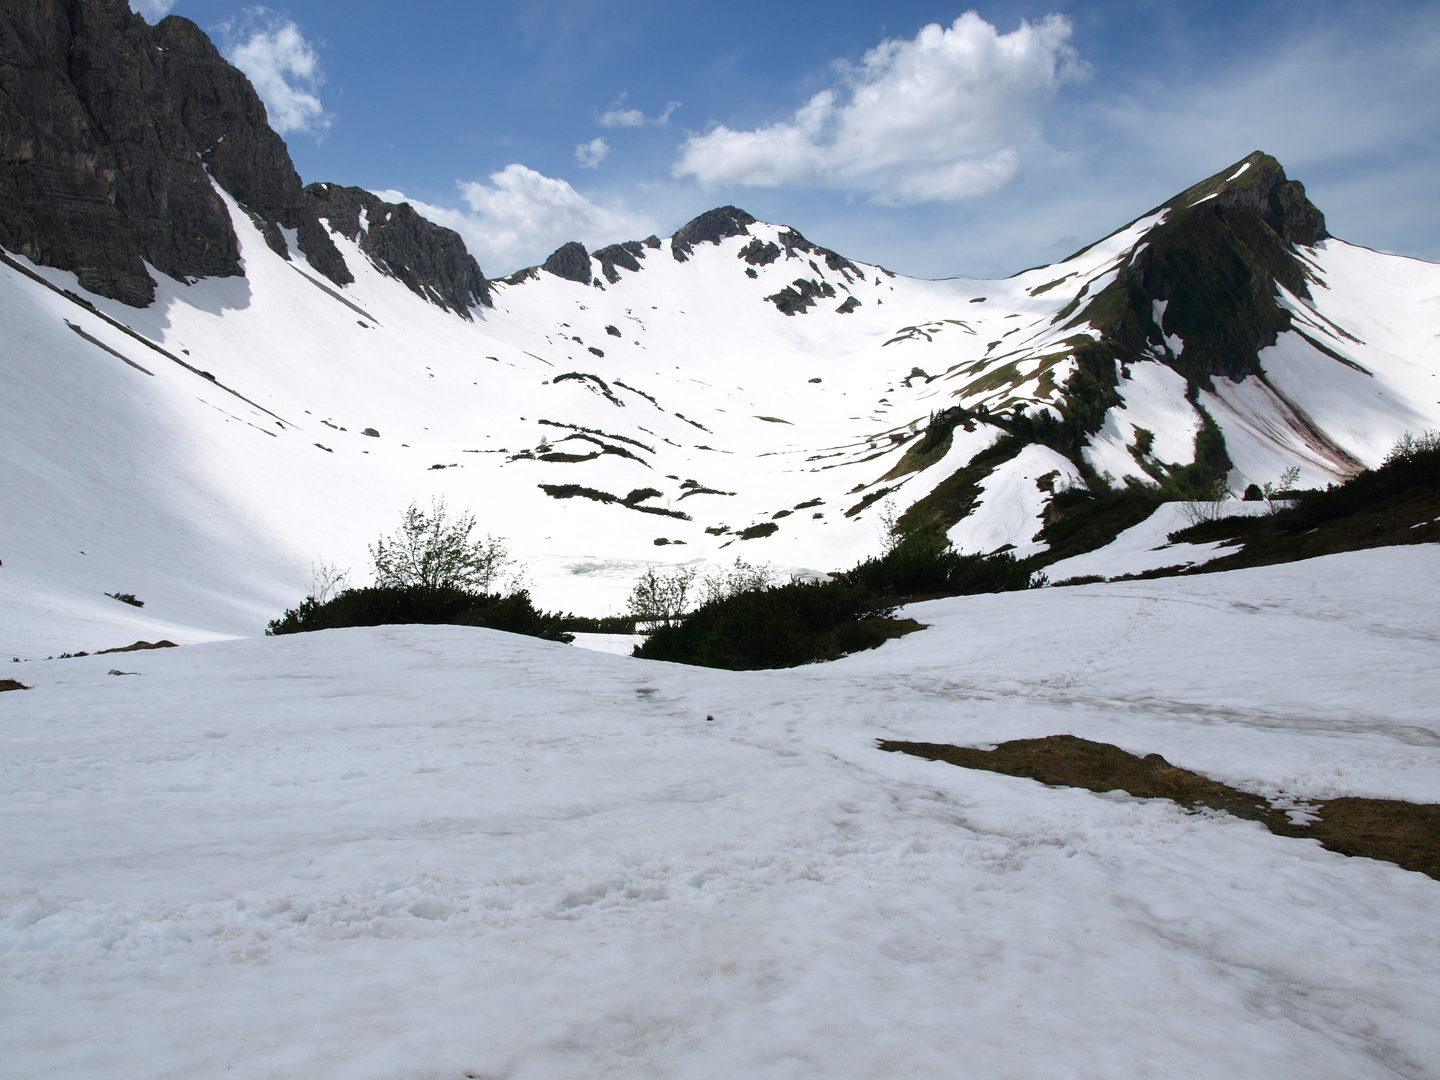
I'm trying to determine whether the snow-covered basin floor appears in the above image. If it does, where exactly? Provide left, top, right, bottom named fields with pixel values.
left=3, top=547, right=1439, bottom=1079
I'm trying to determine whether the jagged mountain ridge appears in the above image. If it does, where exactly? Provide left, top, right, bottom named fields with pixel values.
left=1, top=2, right=1438, bottom=654
left=0, top=0, right=487, bottom=313
left=0, top=0, right=345, bottom=302
left=305, top=183, right=490, bottom=315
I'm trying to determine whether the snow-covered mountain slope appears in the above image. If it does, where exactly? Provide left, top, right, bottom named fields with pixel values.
left=4, top=547, right=1438, bottom=1078
left=3, top=154, right=1439, bottom=654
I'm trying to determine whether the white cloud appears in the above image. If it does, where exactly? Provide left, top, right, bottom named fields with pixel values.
left=599, top=93, right=680, bottom=129
left=221, top=9, right=331, bottom=137
left=375, top=165, right=657, bottom=276
left=674, top=12, right=1084, bottom=204
left=131, top=0, right=176, bottom=20
left=575, top=137, right=611, bottom=169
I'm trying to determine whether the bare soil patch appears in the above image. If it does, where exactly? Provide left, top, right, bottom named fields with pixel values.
left=881, top=735, right=1440, bottom=881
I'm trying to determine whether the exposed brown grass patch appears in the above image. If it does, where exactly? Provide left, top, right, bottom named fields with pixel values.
left=97, top=640, right=178, bottom=655
left=881, top=734, right=1440, bottom=881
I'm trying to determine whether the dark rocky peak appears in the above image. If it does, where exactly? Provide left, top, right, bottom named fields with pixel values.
left=593, top=240, right=647, bottom=283
left=1164, top=151, right=1327, bottom=247
left=0, top=0, right=350, bottom=306
left=151, top=17, right=350, bottom=286
left=1, top=0, right=235, bottom=304
left=1060, top=152, right=1337, bottom=402
left=670, top=206, right=756, bottom=262
left=542, top=241, right=594, bottom=284
left=306, top=184, right=490, bottom=314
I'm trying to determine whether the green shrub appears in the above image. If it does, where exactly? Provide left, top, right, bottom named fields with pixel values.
left=842, top=531, right=1035, bottom=596
left=633, top=533, right=1034, bottom=670
left=1049, top=485, right=1098, bottom=512
left=370, top=498, right=513, bottom=591
left=266, top=585, right=573, bottom=643
left=1286, top=433, right=1440, bottom=530
left=627, top=565, right=698, bottom=627
left=635, top=578, right=897, bottom=669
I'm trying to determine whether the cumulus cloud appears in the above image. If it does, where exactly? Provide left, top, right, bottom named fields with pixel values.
left=599, top=93, right=681, bottom=129
left=131, top=0, right=176, bottom=20
left=674, top=12, right=1084, bottom=204
left=575, top=137, right=611, bottom=169
left=375, top=165, right=657, bottom=275
left=221, top=9, right=331, bottom=136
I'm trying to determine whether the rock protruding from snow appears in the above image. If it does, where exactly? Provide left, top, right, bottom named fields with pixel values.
left=306, top=184, right=490, bottom=313
left=767, top=278, right=837, bottom=316
left=738, top=239, right=782, bottom=266
left=542, top=241, right=594, bottom=284
left=593, top=241, right=647, bottom=283
left=0, top=0, right=350, bottom=306
left=774, top=228, right=862, bottom=279
left=670, top=207, right=757, bottom=262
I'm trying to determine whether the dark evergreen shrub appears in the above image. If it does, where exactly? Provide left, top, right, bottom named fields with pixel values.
left=842, top=533, right=1034, bottom=596
left=557, top=614, right=638, bottom=633
left=1050, top=486, right=1097, bottom=512
left=1284, top=439, right=1440, bottom=530
left=635, top=534, right=1034, bottom=669
left=266, top=585, right=574, bottom=643
left=635, top=579, right=895, bottom=669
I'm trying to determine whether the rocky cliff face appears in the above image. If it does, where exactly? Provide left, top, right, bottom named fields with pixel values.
left=305, top=183, right=489, bottom=314
left=0, top=0, right=348, bottom=305
left=1066, top=152, right=1332, bottom=387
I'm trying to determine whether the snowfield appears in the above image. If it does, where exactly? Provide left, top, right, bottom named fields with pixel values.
left=4, top=546, right=1438, bottom=1079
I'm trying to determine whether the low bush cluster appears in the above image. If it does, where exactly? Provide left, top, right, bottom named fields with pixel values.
left=1285, top=432, right=1439, bottom=530
left=634, top=533, right=1035, bottom=670
left=635, top=578, right=900, bottom=669
left=841, top=532, right=1033, bottom=596
left=266, top=585, right=574, bottom=643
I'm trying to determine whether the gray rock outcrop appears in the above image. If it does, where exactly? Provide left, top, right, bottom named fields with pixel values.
left=670, top=206, right=756, bottom=262
left=305, top=183, right=490, bottom=314
left=542, top=241, right=593, bottom=284
left=593, top=240, right=646, bottom=283
left=0, top=0, right=350, bottom=305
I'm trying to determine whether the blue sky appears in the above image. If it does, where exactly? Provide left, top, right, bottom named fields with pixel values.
left=140, top=0, right=1440, bottom=279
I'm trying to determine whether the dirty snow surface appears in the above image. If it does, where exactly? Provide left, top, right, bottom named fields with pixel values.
left=3, top=545, right=1438, bottom=1079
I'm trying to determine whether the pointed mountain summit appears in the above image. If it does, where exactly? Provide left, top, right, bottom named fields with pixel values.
left=1065, top=151, right=1330, bottom=384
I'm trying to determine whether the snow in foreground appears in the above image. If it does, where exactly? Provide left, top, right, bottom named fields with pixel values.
left=3, top=547, right=1439, bottom=1079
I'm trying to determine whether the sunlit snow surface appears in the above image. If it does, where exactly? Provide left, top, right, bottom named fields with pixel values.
left=3, top=547, right=1438, bottom=1079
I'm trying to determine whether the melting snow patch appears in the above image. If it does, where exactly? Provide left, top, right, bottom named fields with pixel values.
left=947, top=444, right=1082, bottom=557
left=1044, top=500, right=1270, bottom=582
